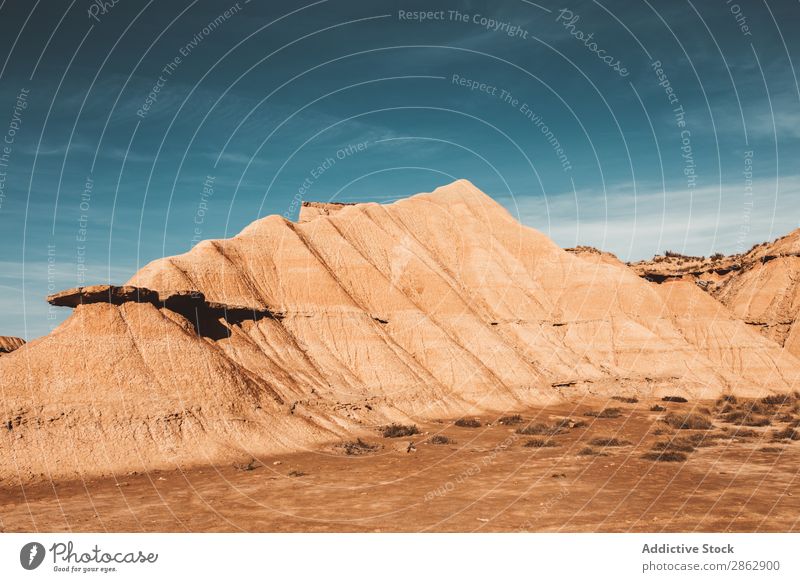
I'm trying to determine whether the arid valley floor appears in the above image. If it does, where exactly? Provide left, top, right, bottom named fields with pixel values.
left=2, top=397, right=798, bottom=532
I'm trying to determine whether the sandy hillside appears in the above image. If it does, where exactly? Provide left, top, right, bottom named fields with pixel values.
left=2, top=180, right=799, bottom=483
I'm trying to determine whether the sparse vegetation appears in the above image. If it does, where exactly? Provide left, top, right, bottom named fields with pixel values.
left=652, top=439, right=695, bottom=453
left=714, top=428, right=756, bottom=439
left=721, top=410, right=771, bottom=427
left=288, top=470, right=306, bottom=477
left=585, top=408, right=622, bottom=419
left=339, top=438, right=380, bottom=455
left=578, top=447, right=602, bottom=456
left=429, top=435, right=453, bottom=445
left=772, top=427, right=800, bottom=441
left=381, top=424, right=419, bottom=438
left=454, top=418, right=482, bottom=428
left=761, top=394, right=796, bottom=406
left=759, top=447, right=784, bottom=454
left=523, top=438, right=559, bottom=448
left=611, top=396, right=638, bottom=404
left=650, top=404, right=667, bottom=412
left=589, top=437, right=631, bottom=447
left=516, top=422, right=565, bottom=436
left=642, top=451, right=688, bottom=462
left=662, top=412, right=713, bottom=430
left=497, top=414, right=523, bottom=425
left=662, top=396, right=688, bottom=403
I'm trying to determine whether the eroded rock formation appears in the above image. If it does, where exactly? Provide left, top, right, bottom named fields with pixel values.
left=632, top=230, right=800, bottom=357
left=2, top=180, right=798, bottom=482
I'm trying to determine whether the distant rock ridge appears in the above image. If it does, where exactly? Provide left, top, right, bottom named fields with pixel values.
left=631, top=230, right=800, bottom=357
left=0, top=336, right=24, bottom=354
left=2, top=179, right=799, bottom=483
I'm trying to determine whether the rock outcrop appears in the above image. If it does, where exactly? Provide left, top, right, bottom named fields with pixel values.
left=0, top=336, right=24, bottom=355
left=2, top=180, right=799, bottom=482
left=632, top=230, right=800, bottom=358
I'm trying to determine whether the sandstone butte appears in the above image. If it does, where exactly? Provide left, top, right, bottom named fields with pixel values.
left=1, top=180, right=799, bottom=482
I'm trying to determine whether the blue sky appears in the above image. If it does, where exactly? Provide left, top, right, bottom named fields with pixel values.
left=0, top=0, right=799, bottom=338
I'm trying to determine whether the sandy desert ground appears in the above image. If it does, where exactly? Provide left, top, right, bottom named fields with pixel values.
left=2, top=397, right=798, bottom=533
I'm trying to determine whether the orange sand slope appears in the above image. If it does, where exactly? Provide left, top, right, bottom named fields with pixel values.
left=1, top=180, right=798, bottom=482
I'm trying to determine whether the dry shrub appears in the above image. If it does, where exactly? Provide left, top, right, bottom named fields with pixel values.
left=454, top=418, right=482, bottom=428
left=589, top=437, right=631, bottom=447
left=721, top=410, right=771, bottom=427
left=523, top=438, right=559, bottom=448
left=652, top=439, right=695, bottom=453
left=662, top=396, right=688, bottom=403
left=650, top=405, right=667, bottom=412
left=772, top=427, right=800, bottom=441
left=759, top=446, right=784, bottom=453
left=516, top=422, right=564, bottom=436
left=497, top=414, right=523, bottom=425
left=714, top=428, right=756, bottom=439
left=642, top=451, right=688, bottom=462
left=585, top=408, right=622, bottom=419
left=578, top=447, right=605, bottom=456
left=339, top=438, right=380, bottom=455
left=761, top=394, right=796, bottom=406
left=611, top=396, right=638, bottom=404
left=662, top=412, right=713, bottom=430
left=429, top=435, right=453, bottom=445
left=382, top=424, right=419, bottom=438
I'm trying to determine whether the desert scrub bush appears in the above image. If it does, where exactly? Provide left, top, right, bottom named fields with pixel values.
left=713, top=428, right=756, bottom=439
left=339, top=438, right=380, bottom=455
left=761, top=394, right=796, bottom=406
left=381, top=424, right=419, bottom=438
left=584, top=407, right=622, bottom=419
left=589, top=437, right=631, bottom=447
left=523, top=438, right=559, bottom=448
left=642, top=451, right=688, bottom=462
left=497, top=414, right=523, bottom=425
left=516, top=422, right=565, bottom=436
left=652, top=439, right=695, bottom=453
left=662, top=396, right=688, bottom=403
left=428, top=435, right=453, bottom=445
left=772, top=427, right=800, bottom=441
left=721, top=410, right=771, bottom=427
left=662, top=412, right=712, bottom=430
left=611, top=396, right=638, bottom=403
left=759, top=446, right=784, bottom=453
left=454, top=418, right=481, bottom=428
left=578, top=447, right=603, bottom=456
left=650, top=404, right=667, bottom=412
